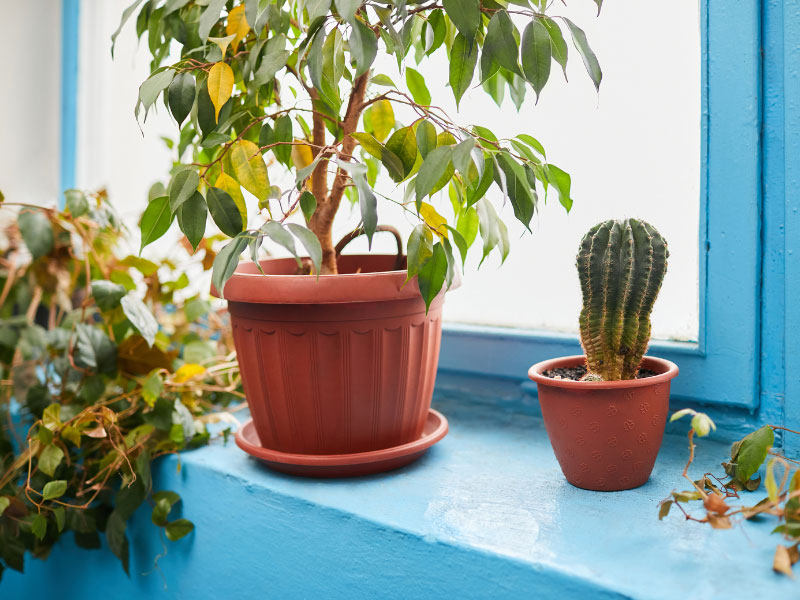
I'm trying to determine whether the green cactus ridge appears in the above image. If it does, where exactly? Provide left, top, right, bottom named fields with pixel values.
left=576, top=218, right=668, bottom=381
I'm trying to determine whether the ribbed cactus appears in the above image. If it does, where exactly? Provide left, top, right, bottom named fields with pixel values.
left=576, top=219, right=669, bottom=381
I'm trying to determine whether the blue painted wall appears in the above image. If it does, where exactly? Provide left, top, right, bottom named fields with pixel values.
left=60, top=0, right=79, bottom=206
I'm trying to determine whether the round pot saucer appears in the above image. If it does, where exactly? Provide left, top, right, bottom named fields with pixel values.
left=235, top=409, right=448, bottom=478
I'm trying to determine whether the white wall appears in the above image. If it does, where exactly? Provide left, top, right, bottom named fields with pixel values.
left=75, top=1, right=700, bottom=341
left=0, top=3, right=62, bottom=207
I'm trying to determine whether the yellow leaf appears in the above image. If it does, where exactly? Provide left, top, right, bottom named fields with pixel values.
left=61, top=426, right=81, bottom=448
left=291, top=141, right=315, bottom=193
left=367, top=99, right=394, bottom=142
left=173, top=363, right=207, bottom=383
left=419, top=202, right=448, bottom=239
left=215, top=172, right=247, bottom=226
left=230, top=140, right=270, bottom=201
left=226, top=5, right=250, bottom=50
left=209, top=34, right=236, bottom=57
left=208, top=62, right=234, bottom=122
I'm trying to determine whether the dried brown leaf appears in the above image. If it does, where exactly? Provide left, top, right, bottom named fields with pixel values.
left=707, top=513, right=733, bottom=529
left=774, top=544, right=795, bottom=577
left=703, top=493, right=730, bottom=515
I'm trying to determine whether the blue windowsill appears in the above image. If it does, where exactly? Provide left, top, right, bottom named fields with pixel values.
left=2, top=371, right=794, bottom=599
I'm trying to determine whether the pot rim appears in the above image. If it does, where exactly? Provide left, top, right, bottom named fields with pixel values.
left=213, top=254, right=461, bottom=304
left=528, top=354, right=679, bottom=389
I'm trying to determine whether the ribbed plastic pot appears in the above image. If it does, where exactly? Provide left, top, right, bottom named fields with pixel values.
left=213, top=254, right=446, bottom=455
left=528, top=355, right=679, bottom=492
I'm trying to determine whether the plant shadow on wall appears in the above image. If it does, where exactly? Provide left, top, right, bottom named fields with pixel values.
left=661, top=411, right=800, bottom=578
left=0, top=191, right=244, bottom=579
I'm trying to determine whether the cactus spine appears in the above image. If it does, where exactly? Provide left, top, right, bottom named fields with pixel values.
left=576, top=218, right=668, bottom=381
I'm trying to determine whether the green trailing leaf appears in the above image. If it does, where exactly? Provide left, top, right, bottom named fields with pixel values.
left=450, top=33, right=479, bottom=108
left=42, top=480, right=68, bottom=501
left=564, top=18, right=602, bottom=91
left=521, top=19, right=551, bottom=100
left=121, top=295, right=158, bottom=347
left=32, top=514, right=47, bottom=541
left=18, top=208, right=54, bottom=259
left=165, top=518, right=195, bottom=541
left=73, top=324, right=117, bottom=375
left=206, top=187, right=244, bottom=237
left=733, top=426, right=775, bottom=484
left=91, top=281, right=126, bottom=311
left=177, top=191, right=208, bottom=251
left=65, top=189, right=89, bottom=217
left=38, top=444, right=64, bottom=477
left=139, top=196, right=173, bottom=252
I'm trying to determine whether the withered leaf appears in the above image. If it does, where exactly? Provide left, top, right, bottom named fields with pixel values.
left=707, top=513, right=733, bottom=529
left=703, top=493, right=730, bottom=515
left=658, top=500, right=673, bottom=520
left=774, top=544, right=795, bottom=577
left=117, top=334, right=175, bottom=375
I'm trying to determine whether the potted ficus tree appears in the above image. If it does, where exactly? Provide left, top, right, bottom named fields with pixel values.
left=123, top=0, right=604, bottom=474
left=528, top=218, right=679, bottom=492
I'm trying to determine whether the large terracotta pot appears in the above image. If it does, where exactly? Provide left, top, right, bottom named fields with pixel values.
left=217, top=254, right=444, bottom=455
left=528, top=355, right=679, bottom=491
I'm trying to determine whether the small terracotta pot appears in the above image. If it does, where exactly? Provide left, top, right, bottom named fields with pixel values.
left=528, top=355, right=679, bottom=492
left=215, top=254, right=446, bottom=455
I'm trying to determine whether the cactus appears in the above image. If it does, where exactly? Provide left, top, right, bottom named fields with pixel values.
left=576, top=218, right=669, bottom=381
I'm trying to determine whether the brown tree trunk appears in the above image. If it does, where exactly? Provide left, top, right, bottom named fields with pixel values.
left=308, top=72, right=370, bottom=275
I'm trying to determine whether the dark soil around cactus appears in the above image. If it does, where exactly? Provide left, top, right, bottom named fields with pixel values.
left=542, top=365, right=658, bottom=381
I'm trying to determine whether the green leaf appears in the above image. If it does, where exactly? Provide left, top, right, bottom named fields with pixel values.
left=38, top=444, right=64, bottom=477
left=115, top=479, right=146, bottom=521
left=450, top=34, right=479, bottom=108
left=198, top=0, right=227, bottom=42
left=415, top=146, right=453, bottom=204
left=306, top=0, right=331, bottom=22
left=406, top=67, right=431, bottom=106
left=286, top=224, right=323, bottom=276
left=452, top=138, right=475, bottom=177
left=73, top=323, right=116, bottom=375
left=416, top=121, right=437, bottom=159
left=106, top=511, right=130, bottom=575
left=406, top=224, right=434, bottom=280
left=521, top=19, right=551, bottom=100
left=140, top=196, right=173, bottom=252
left=443, top=0, right=480, bottom=40
left=65, top=189, right=89, bottom=217
left=354, top=174, right=378, bottom=247
left=32, top=513, right=47, bottom=541
left=139, top=69, right=175, bottom=112
left=765, top=459, right=779, bottom=502
left=336, top=0, right=361, bottom=22
left=111, top=0, right=146, bottom=57
left=385, top=126, right=419, bottom=178
left=542, top=17, right=568, bottom=80
left=142, top=370, right=164, bottom=407
left=349, top=18, right=378, bottom=77
left=564, top=18, right=602, bottom=91
left=230, top=140, right=270, bottom=201
left=169, top=168, right=200, bottom=213
left=544, top=164, right=573, bottom=212
left=42, top=479, right=67, bottom=501
left=212, top=235, right=248, bottom=296
left=177, top=191, right=208, bottom=251
left=121, top=295, right=158, bottom=347
left=484, top=11, right=521, bottom=77
left=0, top=497, right=9, bottom=517
left=733, top=425, right=775, bottom=483
left=206, top=187, right=244, bottom=236
left=261, top=220, right=298, bottom=261
left=253, top=34, right=290, bottom=87
left=18, top=208, right=54, bottom=259
left=92, top=280, right=126, bottom=311
left=168, top=72, right=195, bottom=126
left=456, top=206, right=479, bottom=249
left=363, top=99, right=395, bottom=142
left=417, top=242, right=447, bottom=311
left=273, top=115, right=293, bottom=167
left=495, top=153, right=535, bottom=229
left=166, top=518, right=195, bottom=541
left=299, top=191, right=317, bottom=223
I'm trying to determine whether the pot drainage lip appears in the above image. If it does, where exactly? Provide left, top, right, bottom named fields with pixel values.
left=235, top=409, right=448, bottom=478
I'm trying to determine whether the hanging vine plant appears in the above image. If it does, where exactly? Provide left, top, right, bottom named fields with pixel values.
left=0, top=191, right=243, bottom=578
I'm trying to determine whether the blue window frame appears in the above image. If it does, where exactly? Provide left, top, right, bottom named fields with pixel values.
left=442, top=1, right=762, bottom=411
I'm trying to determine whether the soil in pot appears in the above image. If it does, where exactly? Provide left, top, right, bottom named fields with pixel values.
left=542, top=365, right=658, bottom=381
